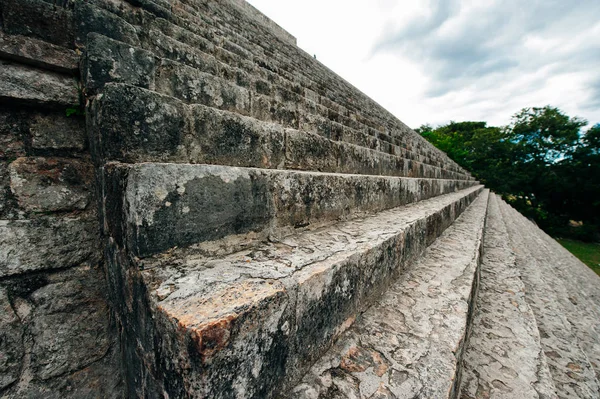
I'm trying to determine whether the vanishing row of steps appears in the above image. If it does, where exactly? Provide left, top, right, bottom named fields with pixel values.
left=101, top=162, right=481, bottom=397
left=86, top=1, right=483, bottom=393
left=79, top=1, right=600, bottom=398
left=460, top=195, right=600, bottom=399
left=82, top=0, right=471, bottom=178
left=284, top=192, right=600, bottom=399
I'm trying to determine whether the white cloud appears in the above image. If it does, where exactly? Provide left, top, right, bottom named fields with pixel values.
left=247, top=0, right=600, bottom=129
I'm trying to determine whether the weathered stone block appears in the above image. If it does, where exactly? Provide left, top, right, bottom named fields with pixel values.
left=119, top=163, right=273, bottom=257
left=0, top=32, right=78, bottom=74
left=0, top=164, right=19, bottom=220
left=1, top=0, right=74, bottom=48
left=188, top=104, right=286, bottom=168
left=8, top=157, right=93, bottom=212
left=26, top=269, right=111, bottom=380
left=138, top=27, right=220, bottom=76
left=0, top=61, right=79, bottom=107
left=29, top=114, right=86, bottom=151
left=0, top=266, right=122, bottom=398
left=73, top=2, right=140, bottom=47
left=0, top=107, right=27, bottom=161
left=0, top=216, right=100, bottom=277
left=88, top=83, right=188, bottom=162
left=108, top=162, right=477, bottom=258
left=83, top=33, right=156, bottom=92
left=284, top=129, right=339, bottom=172
left=0, top=287, right=23, bottom=390
left=156, top=60, right=251, bottom=114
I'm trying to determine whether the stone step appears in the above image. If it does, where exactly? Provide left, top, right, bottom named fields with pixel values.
left=497, top=199, right=600, bottom=398
left=102, top=161, right=479, bottom=258
left=0, top=60, right=79, bottom=107
left=172, top=0, right=462, bottom=166
left=90, top=83, right=471, bottom=180
left=81, top=1, right=466, bottom=173
left=286, top=189, right=489, bottom=398
left=83, top=33, right=468, bottom=177
left=109, top=185, right=484, bottom=398
left=459, top=194, right=558, bottom=399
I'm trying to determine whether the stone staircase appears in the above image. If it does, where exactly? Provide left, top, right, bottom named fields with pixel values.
left=1, top=0, right=599, bottom=398
left=83, top=0, right=599, bottom=398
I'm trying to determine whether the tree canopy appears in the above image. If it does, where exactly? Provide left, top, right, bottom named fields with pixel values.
left=417, top=106, right=600, bottom=241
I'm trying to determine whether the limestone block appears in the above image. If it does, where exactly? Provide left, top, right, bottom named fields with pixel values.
left=0, top=108, right=27, bottom=160
left=0, top=61, right=79, bottom=107
left=26, top=269, right=111, bottom=380
left=8, top=157, right=93, bottom=213
left=284, top=129, right=339, bottom=173
left=0, top=267, right=122, bottom=398
left=73, top=2, right=140, bottom=47
left=108, top=162, right=477, bottom=258
left=156, top=60, right=251, bottom=114
left=29, top=114, right=86, bottom=151
left=0, top=216, right=100, bottom=277
left=188, top=104, right=286, bottom=168
left=88, top=83, right=189, bottom=162
left=83, top=33, right=156, bottom=92
left=120, top=163, right=274, bottom=257
left=0, top=287, right=23, bottom=390
left=1, top=0, right=74, bottom=48
left=138, top=27, right=220, bottom=76
left=0, top=32, right=79, bottom=74
left=0, top=164, right=19, bottom=220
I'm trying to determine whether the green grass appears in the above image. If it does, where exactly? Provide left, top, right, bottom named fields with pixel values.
left=556, top=238, right=600, bottom=276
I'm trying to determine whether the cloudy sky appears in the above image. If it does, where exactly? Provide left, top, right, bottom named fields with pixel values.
left=246, top=0, right=600, bottom=129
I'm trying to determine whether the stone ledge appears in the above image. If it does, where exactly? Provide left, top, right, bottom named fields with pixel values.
left=103, top=162, right=479, bottom=258
left=0, top=61, right=79, bottom=108
left=0, top=32, right=79, bottom=74
left=460, top=194, right=557, bottom=398
left=0, top=216, right=100, bottom=278
left=115, top=185, right=483, bottom=398
left=289, top=190, right=489, bottom=398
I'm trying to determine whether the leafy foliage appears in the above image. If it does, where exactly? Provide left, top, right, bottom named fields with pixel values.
left=418, top=107, right=600, bottom=241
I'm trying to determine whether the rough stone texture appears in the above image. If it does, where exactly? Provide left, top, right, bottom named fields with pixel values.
left=9, top=157, right=93, bottom=212
left=89, top=83, right=471, bottom=179
left=0, top=107, right=27, bottom=161
left=0, top=31, right=79, bottom=73
left=6, top=0, right=600, bottom=397
left=228, top=0, right=297, bottom=45
left=0, top=266, right=122, bottom=399
left=498, top=199, right=600, bottom=398
left=78, top=2, right=470, bottom=178
left=287, top=190, right=489, bottom=399
left=0, top=287, right=23, bottom=390
left=1, top=0, right=75, bottom=48
left=0, top=216, right=101, bottom=277
left=459, top=194, right=558, bottom=399
left=105, top=162, right=477, bottom=258
left=0, top=61, right=79, bottom=107
left=108, top=186, right=482, bottom=398
left=73, top=1, right=140, bottom=47
left=83, top=33, right=156, bottom=93
left=29, top=114, right=87, bottom=151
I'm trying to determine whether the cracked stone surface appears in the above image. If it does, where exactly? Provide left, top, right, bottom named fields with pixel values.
left=498, top=199, right=600, bottom=398
left=127, top=186, right=483, bottom=398
left=459, top=194, right=557, bottom=399
left=285, top=190, right=489, bottom=399
left=107, top=162, right=476, bottom=258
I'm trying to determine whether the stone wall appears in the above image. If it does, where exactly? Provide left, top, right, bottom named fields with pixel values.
left=0, top=1, right=121, bottom=397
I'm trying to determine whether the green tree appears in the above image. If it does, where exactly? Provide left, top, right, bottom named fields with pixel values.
left=417, top=107, right=599, bottom=241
